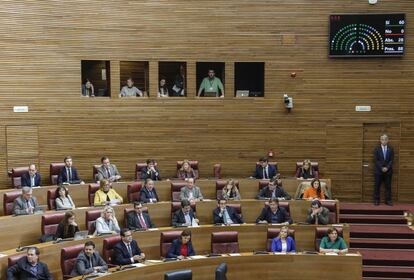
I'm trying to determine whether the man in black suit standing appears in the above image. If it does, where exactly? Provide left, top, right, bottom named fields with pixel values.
left=213, top=199, right=244, bottom=225
left=126, top=202, right=155, bottom=230
left=21, top=164, right=42, bottom=187
left=7, top=247, right=53, bottom=280
left=373, top=134, right=394, bottom=206
left=112, top=228, right=145, bottom=265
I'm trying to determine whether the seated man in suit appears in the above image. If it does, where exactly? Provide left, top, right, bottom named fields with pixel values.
left=13, top=186, right=40, bottom=215
left=257, top=177, right=291, bottom=200
left=7, top=247, right=53, bottom=280
left=112, top=228, right=145, bottom=265
left=57, top=156, right=85, bottom=185
left=213, top=199, right=244, bottom=225
left=71, top=241, right=108, bottom=276
left=306, top=199, right=329, bottom=225
left=167, top=229, right=196, bottom=259
left=140, top=179, right=159, bottom=203
left=253, top=156, right=277, bottom=179
left=256, top=198, right=292, bottom=225
left=172, top=199, right=199, bottom=227
left=97, top=156, right=121, bottom=182
left=127, top=202, right=155, bottom=230
left=21, top=163, right=41, bottom=187
left=179, top=178, right=203, bottom=204
left=140, top=159, right=161, bottom=181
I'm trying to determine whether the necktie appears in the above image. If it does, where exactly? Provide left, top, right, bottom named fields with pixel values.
left=223, top=209, right=228, bottom=224
left=68, top=168, right=72, bottom=181
left=31, top=176, right=35, bottom=187
left=139, top=214, right=147, bottom=229
left=127, top=243, right=133, bottom=257
left=148, top=191, right=153, bottom=199
left=383, top=146, right=387, bottom=160
left=106, top=167, right=111, bottom=178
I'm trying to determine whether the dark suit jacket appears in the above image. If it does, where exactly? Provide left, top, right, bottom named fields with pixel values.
left=21, top=173, right=41, bottom=187
left=172, top=209, right=197, bottom=227
left=139, top=187, right=159, bottom=203
left=55, top=222, right=79, bottom=239
left=257, top=186, right=291, bottom=200
left=140, top=167, right=161, bottom=181
left=254, top=165, right=277, bottom=179
left=213, top=206, right=244, bottom=224
left=7, top=257, right=53, bottom=280
left=57, top=167, right=81, bottom=184
left=112, top=240, right=142, bottom=265
left=166, top=239, right=195, bottom=258
left=255, top=206, right=292, bottom=224
left=305, top=207, right=330, bottom=225
left=127, top=211, right=155, bottom=230
left=374, top=145, right=394, bottom=174
left=71, top=251, right=107, bottom=276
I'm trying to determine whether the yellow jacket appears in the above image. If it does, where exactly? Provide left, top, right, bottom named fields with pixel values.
left=94, top=189, right=123, bottom=206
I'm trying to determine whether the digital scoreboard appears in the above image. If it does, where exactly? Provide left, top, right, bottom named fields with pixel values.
left=329, top=14, right=405, bottom=57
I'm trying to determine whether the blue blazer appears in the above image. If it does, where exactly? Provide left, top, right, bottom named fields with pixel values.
left=21, top=173, right=41, bottom=187
left=271, top=236, right=296, bottom=253
left=254, top=165, right=277, bottom=179
left=57, top=167, right=81, bottom=184
left=167, top=239, right=195, bottom=258
left=112, top=240, right=142, bottom=265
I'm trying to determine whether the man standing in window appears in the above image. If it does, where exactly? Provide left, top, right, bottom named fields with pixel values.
left=197, top=69, right=224, bottom=98
left=373, top=134, right=394, bottom=206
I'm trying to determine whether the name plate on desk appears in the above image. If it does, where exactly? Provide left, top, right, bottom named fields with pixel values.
left=228, top=253, right=242, bottom=256
left=131, top=263, right=146, bottom=267
left=189, top=255, right=207, bottom=260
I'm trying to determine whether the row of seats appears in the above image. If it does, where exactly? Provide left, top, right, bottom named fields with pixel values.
left=39, top=199, right=337, bottom=236
left=7, top=226, right=342, bottom=279
left=8, top=160, right=319, bottom=188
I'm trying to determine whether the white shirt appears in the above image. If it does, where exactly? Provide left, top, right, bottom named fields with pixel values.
left=281, top=240, right=287, bottom=253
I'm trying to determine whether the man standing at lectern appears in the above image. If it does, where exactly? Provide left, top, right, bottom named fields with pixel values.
left=373, top=134, right=394, bottom=206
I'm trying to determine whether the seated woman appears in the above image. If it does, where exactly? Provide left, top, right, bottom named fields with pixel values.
left=221, top=179, right=241, bottom=200
left=303, top=179, right=325, bottom=200
left=157, top=78, right=169, bottom=98
left=177, top=160, right=196, bottom=180
left=82, top=79, right=95, bottom=97
left=296, top=159, right=317, bottom=179
left=319, top=227, right=348, bottom=254
left=256, top=198, right=292, bottom=225
left=95, top=206, right=121, bottom=235
left=55, top=211, right=80, bottom=240
left=94, top=179, right=123, bottom=206
left=55, top=186, right=76, bottom=210
left=166, top=229, right=196, bottom=259
left=271, top=226, right=296, bottom=253
left=306, top=199, right=329, bottom=225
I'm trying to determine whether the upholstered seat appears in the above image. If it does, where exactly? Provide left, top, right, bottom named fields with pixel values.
left=211, top=231, right=240, bottom=254
left=160, top=231, right=182, bottom=257
left=50, top=163, right=65, bottom=185
left=164, top=269, right=193, bottom=280
left=9, top=167, right=29, bottom=188
left=3, top=190, right=21, bottom=215
left=176, top=161, right=199, bottom=179
left=135, top=162, right=148, bottom=180
left=42, top=212, right=65, bottom=235
left=61, top=244, right=84, bottom=279
left=314, top=227, right=343, bottom=251
left=171, top=182, right=186, bottom=202
left=127, top=181, right=142, bottom=203
left=103, top=235, right=122, bottom=264
left=85, top=209, right=101, bottom=234
left=266, top=228, right=295, bottom=251
left=215, top=180, right=239, bottom=200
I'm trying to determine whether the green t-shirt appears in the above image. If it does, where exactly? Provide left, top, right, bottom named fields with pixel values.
left=320, top=236, right=347, bottom=250
left=199, top=77, right=223, bottom=94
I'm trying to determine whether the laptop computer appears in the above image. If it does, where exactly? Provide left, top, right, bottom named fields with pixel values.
left=236, top=90, right=249, bottom=97
left=203, top=91, right=218, bottom=97
left=74, top=230, right=89, bottom=240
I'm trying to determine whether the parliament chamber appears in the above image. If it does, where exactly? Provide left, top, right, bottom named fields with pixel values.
left=1, top=0, right=414, bottom=279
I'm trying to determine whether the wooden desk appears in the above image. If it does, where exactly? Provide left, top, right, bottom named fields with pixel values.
left=0, top=224, right=352, bottom=280
left=71, top=253, right=362, bottom=280
left=0, top=199, right=339, bottom=251
left=0, top=178, right=331, bottom=215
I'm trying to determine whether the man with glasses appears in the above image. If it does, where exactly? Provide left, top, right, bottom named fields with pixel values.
left=113, top=228, right=146, bottom=265
left=126, top=202, right=155, bottom=230
left=21, top=163, right=42, bottom=187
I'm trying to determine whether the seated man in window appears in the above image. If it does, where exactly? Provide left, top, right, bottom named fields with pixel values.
left=256, top=198, right=292, bottom=225
left=197, top=69, right=224, bottom=98
left=253, top=156, right=277, bottom=179
left=257, top=177, right=291, bottom=200
left=21, top=163, right=42, bottom=187
left=120, top=77, right=143, bottom=97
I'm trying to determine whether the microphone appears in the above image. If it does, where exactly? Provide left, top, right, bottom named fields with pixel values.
left=16, top=246, right=29, bottom=252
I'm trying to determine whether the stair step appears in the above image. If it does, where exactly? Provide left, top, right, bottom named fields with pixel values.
left=363, top=278, right=414, bottom=280
left=340, top=214, right=407, bottom=224
left=351, top=238, right=414, bottom=249
left=363, top=265, right=414, bottom=278
left=350, top=225, right=414, bottom=239
left=352, top=249, right=414, bottom=266
left=340, top=202, right=414, bottom=216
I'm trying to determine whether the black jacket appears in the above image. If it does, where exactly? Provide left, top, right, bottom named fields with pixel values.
left=7, top=258, right=53, bottom=280
left=255, top=206, right=292, bottom=224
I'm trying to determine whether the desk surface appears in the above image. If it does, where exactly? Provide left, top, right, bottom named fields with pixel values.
left=0, top=178, right=331, bottom=215
left=71, top=253, right=362, bottom=280
left=0, top=199, right=340, bottom=251
left=0, top=224, right=352, bottom=280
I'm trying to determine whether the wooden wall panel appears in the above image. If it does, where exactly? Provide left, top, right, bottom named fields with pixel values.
left=0, top=1, right=413, bottom=202
left=5, top=125, right=39, bottom=170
